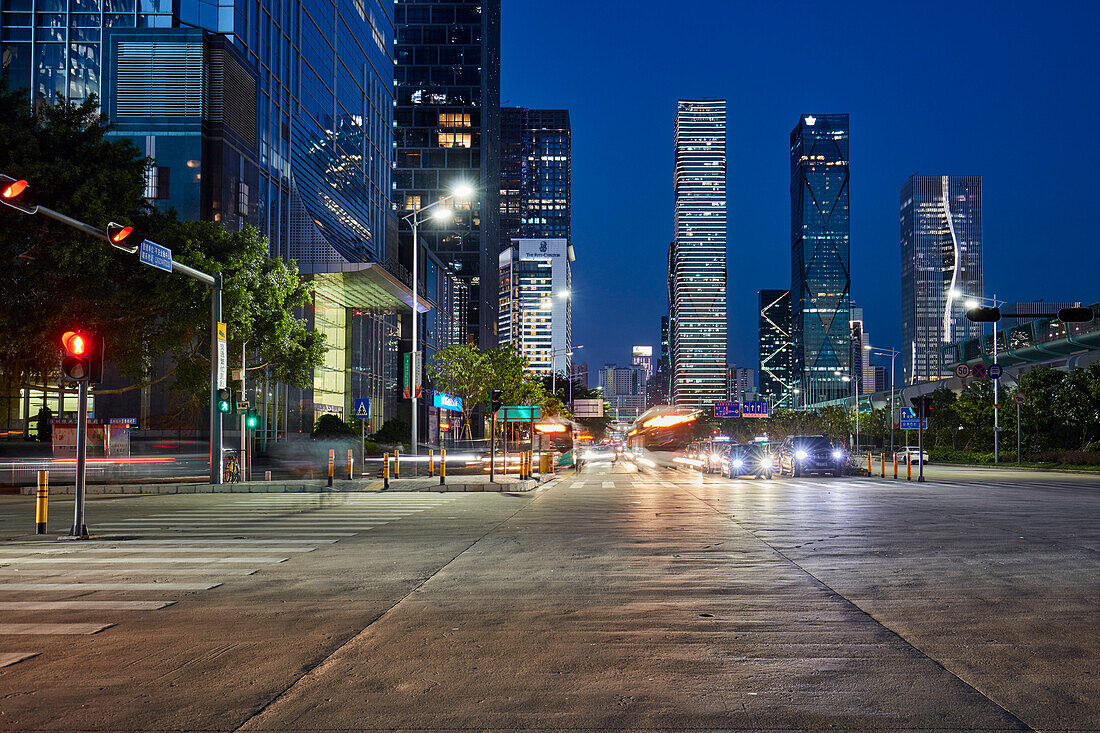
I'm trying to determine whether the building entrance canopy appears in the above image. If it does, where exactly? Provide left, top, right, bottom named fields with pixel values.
left=303, top=262, right=431, bottom=313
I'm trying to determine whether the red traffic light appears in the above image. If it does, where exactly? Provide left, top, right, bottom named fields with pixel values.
left=0, top=174, right=38, bottom=214
left=61, top=331, right=86, bottom=356
left=59, top=329, right=103, bottom=383
left=106, top=221, right=143, bottom=252
left=2, top=179, right=27, bottom=199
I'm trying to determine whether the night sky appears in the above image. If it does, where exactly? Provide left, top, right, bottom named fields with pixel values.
left=501, top=1, right=1100, bottom=383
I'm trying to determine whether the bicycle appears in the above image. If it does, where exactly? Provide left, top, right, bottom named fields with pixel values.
left=223, top=450, right=242, bottom=484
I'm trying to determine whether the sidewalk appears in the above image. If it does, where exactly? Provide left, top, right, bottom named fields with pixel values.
left=17, top=472, right=564, bottom=496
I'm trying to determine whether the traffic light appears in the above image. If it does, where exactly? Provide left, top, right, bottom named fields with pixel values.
left=60, top=329, right=103, bottom=383
left=106, top=221, right=145, bottom=253
left=1058, top=307, right=1094, bottom=323
left=217, top=388, right=233, bottom=413
left=245, top=409, right=259, bottom=429
left=0, top=174, right=38, bottom=214
left=910, top=395, right=934, bottom=414
left=965, top=307, right=1001, bottom=323
left=490, top=389, right=503, bottom=413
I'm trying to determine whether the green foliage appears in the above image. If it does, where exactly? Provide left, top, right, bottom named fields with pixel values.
left=361, top=441, right=381, bottom=456
left=33, top=406, right=53, bottom=442
left=0, top=91, right=324, bottom=408
left=311, top=414, right=357, bottom=438
left=370, top=418, right=410, bottom=444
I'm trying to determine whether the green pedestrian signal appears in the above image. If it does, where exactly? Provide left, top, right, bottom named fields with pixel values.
left=217, top=388, right=232, bottom=413
left=245, top=410, right=259, bottom=429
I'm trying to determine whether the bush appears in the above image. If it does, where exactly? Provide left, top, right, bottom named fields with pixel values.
left=370, top=419, right=410, bottom=444
left=311, top=414, right=357, bottom=438
left=1026, top=451, right=1100, bottom=466
left=362, top=441, right=381, bottom=456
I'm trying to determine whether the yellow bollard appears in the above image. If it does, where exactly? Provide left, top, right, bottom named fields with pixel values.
left=394, top=449, right=400, bottom=478
left=35, top=470, right=48, bottom=534
left=906, top=453, right=912, bottom=481
left=893, top=453, right=898, bottom=479
left=428, top=449, right=434, bottom=478
left=880, top=453, right=885, bottom=478
left=867, top=453, right=872, bottom=474
left=439, top=448, right=447, bottom=486
left=383, top=452, right=390, bottom=490
left=328, top=449, right=334, bottom=487
left=348, top=449, right=353, bottom=480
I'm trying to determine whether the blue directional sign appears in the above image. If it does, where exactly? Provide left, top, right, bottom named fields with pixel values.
left=988, top=364, right=1004, bottom=380
left=900, top=416, right=928, bottom=430
left=742, top=401, right=770, bottom=418
left=138, top=239, right=172, bottom=273
left=714, top=401, right=740, bottom=418
left=352, top=398, right=371, bottom=419
left=433, top=392, right=462, bottom=411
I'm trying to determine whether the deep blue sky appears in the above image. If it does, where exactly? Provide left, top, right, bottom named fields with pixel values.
left=501, top=1, right=1100, bottom=381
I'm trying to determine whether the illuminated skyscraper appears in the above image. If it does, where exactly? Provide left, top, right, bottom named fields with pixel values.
left=758, top=289, right=795, bottom=407
left=500, top=108, right=570, bottom=241
left=791, top=113, right=850, bottom=404
left=901, top=175, right=983, bottom=383
left=670, top=99, right=727, bottom=407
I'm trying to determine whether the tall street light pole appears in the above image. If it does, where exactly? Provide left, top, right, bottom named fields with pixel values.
left=866, top=346, right=900, bottom=455
left=401, top=183, right=473, bottom=456
left=964, top=293, right=1005, bottom=463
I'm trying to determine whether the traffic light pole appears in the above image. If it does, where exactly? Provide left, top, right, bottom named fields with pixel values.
left=209, top=275, right=223, bottom=484
left=69, top=379, right=89, bottom=537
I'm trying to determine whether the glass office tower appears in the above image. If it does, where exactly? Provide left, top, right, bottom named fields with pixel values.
left=900, top=175, right=983, bottom=383
left=670, top=99, right=727, bottom=407
left=1, top=0, right=408, bottom=434
left=790, top=113, right=850, bottom=404
left=500, top=107, right=570, bottom=241
left=394, top=0, right=501, bottom=348
left=758, top=288, right=795, bottom=408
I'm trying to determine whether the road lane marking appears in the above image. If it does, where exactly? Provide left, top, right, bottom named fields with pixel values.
left=0, top=623, right=114, bottom=634
left=0, top=652, right=38, bottom=668
left=0, top=601, right=174, bottom=610
left=0, top=568, right=257, bottom=576
left=602, top=481, right=615, bottom=488
left=0, top=582, right=220, bottom=590
left=0, top=557, right=286, bottom=564
left=0, top=546, right=315, bottom=555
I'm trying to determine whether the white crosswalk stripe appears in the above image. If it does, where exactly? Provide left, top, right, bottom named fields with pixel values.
left=0, top=492, right=467, bottom=668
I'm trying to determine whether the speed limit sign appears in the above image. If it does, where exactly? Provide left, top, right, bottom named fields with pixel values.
left=1013, top=392, right=1026, bottom=405
left=954, top=363, right=971, bottom=379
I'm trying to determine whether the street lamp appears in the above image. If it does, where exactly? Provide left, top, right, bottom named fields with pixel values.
left=836, top=370, right=857, bottom=452
left=401, top=181, right=474, bottom=456
left=865, top=345, right=901, bottom=455
left=958, top=292, right=1005, bottom=463
left=550, top=344, right=582, bottom=396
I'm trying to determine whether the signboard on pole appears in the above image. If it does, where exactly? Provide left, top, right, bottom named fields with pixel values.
left=572, top=399, right=604, bottom=418
left=1013, top=392, right=1025, bottom=405
left=971, top=363, right=988, bottom=379
left=497, top=405, right=542, bottom=422
left=953, top=363, right=971, bottom=379
left=988, top=364, right=1004, bottom=380
left=402, top=351, right=423, bottom=399
left=900, top=416, right=928, bottom=430
left=433, top=393, right=462, bottom=411
left=138, top=239, right=173, bottom=273
left=714, top=401, right=741, bottom=418
left=216, top=322, right=227, bottom=389
left=352, top=398, right=371, bottom=419
left=742, top=401, right=770, bottom=418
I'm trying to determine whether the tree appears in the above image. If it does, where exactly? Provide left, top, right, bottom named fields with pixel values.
left=0, top=91, right=324, bottom=424
left=427, top=343, right=487, bottom=439
left=311, top=414, right=357, bottom=438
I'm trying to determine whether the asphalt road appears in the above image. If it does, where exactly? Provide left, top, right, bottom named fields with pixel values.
left=0, top=461, right=1096, bottom=731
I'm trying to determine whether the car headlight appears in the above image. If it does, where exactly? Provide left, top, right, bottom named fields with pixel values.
left=761, top=457, right=773, bottom=467
left=795, top=450, right=808, bottom=460
left=832, top=450, right=844, bottom=460
left=732, top=459, right=744, bottom=468
left=711, top=454, right=720, bottom=461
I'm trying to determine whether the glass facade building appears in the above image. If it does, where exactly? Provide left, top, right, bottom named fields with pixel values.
left=500, top=107, right=570, bottom=241
left=394, top=0, right=500, bottom=348
left=498, top=238, right=571, bottom=375
left=2, top=0, right=411, bottom=434
left=790, top=113, right=850, bottom=404
left=758, top=288, right=795, bottom=408
left=670, top=99, right=727, bottom=407
left=900, top=175, right=983, bottom=384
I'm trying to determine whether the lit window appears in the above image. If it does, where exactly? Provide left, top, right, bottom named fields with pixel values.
left=438, top=113, right=471, bottom=128
left=437, top=132, right=472, bottom=148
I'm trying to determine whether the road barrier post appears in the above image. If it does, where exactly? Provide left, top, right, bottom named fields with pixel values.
left=867, top=453, right=872, bottom=475
left=428, top=449, right=434, bottom=478
left=264, top=470, right=271, bottom=481
left=347, top=449, right=353, bottom=480
left=906, top=453, right=912, bottom=481
left=383, top=452, right=390, bottom=490
left=35, top=470, right=48, bottom=534
left=893, top=453, right=898, bottom=479
left=327, top=449, right=334, bottom=488
left=880, top=453, right=885, bottom=478
left=439, top=449, right=446, bottom=486
left=394, top=449, right=400, bottom=478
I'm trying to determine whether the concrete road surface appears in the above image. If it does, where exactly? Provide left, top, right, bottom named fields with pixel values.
left=0, top=460, right=1096, bottom=730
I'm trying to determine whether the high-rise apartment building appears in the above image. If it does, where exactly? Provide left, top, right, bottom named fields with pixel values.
left=498, top=238, right=571, bottom=375
left=725, top=366, right=756, bottom=404
left=2, top=0, right=411, bottom=433
left=500, top=108, right=570, bottom=241
left=394, top=0, right=500, bottom=347
left=849, top=305, right=873, bottom=395
left=758, top=289, right=795, bottom=408
left=598, top=365, right=647, bottom=420
left=670, top=99, right=727, bottom=406
left=648, top=316, right=672, bottom=407
left=632, top=346, right=654, bottom=384
left=791, top=114, right=850, bottom=404
left=900, top=175, right=982, bottom=383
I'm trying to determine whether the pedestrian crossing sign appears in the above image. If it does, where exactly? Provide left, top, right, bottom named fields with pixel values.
left=353, top=399, right=370, bottom=419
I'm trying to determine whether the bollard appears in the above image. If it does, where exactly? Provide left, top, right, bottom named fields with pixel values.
left=394, top=449, right=400, bottom=478
left=348, top=449, right=353, bottom=480
left=264, top=470, right=271, bottom=481
left=906, top=453, right=912, bottom=481
left=428, top=449, right=434, bottom=478
left=880, top=453, right=885, bottom=478
left=35, top=470, right=48, bottom=535
left=440, top=448, right=446, bottom=486
left=383, top=452, right=390, bottom=490
left=867, top=453, right=872, bottom=475
left=893, top=454, right=898, bottom=479
left=327, top=449, right=334, bottom=487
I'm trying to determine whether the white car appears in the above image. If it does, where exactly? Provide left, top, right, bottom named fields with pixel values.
left=894, top=446, right=930, bottom=464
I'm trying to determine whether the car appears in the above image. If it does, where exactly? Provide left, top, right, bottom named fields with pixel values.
left=583, top=444, right=618, bottom=462
left=894, top=446, right=930, bottom=464
left=719, top=443, right=775, bottom=479
left=777, top=435, right=846, bottom=477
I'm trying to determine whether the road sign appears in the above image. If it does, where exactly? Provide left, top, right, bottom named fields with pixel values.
left=573, top=399, right=603, bottom=418
left=714, top=401, right=741, bottom=418
left=988, top=364, right=1004, bottom=380
left=742, top=401, right=770, bottom=418
left=953, top=363, right=971, bottom=379
left=235, top=400, right=249, bottom=414
left=216, top=322, right=227, bottom=389
left=1013, top=392, right=1026, bottom=405
left=497, top=405, right=541, bottom=422
left=402, top=351, right=422, bottom=399
left=432, top=393, right=462, bottom=412
left=900, top=416, right=928, bottom=430
left=971, top=363, right=988, bottom=379
left=138, top=239, right=172, bottom=273
left=353, top=398, right=371, bottom=419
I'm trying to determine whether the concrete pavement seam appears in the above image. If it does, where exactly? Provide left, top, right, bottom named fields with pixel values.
left=231, top=487, right=556, bottom=732
left=681, top=479, right=1038, bottom=733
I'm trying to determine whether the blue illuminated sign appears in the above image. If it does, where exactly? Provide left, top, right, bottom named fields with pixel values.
left=433, top=393, right=462, bottom=411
